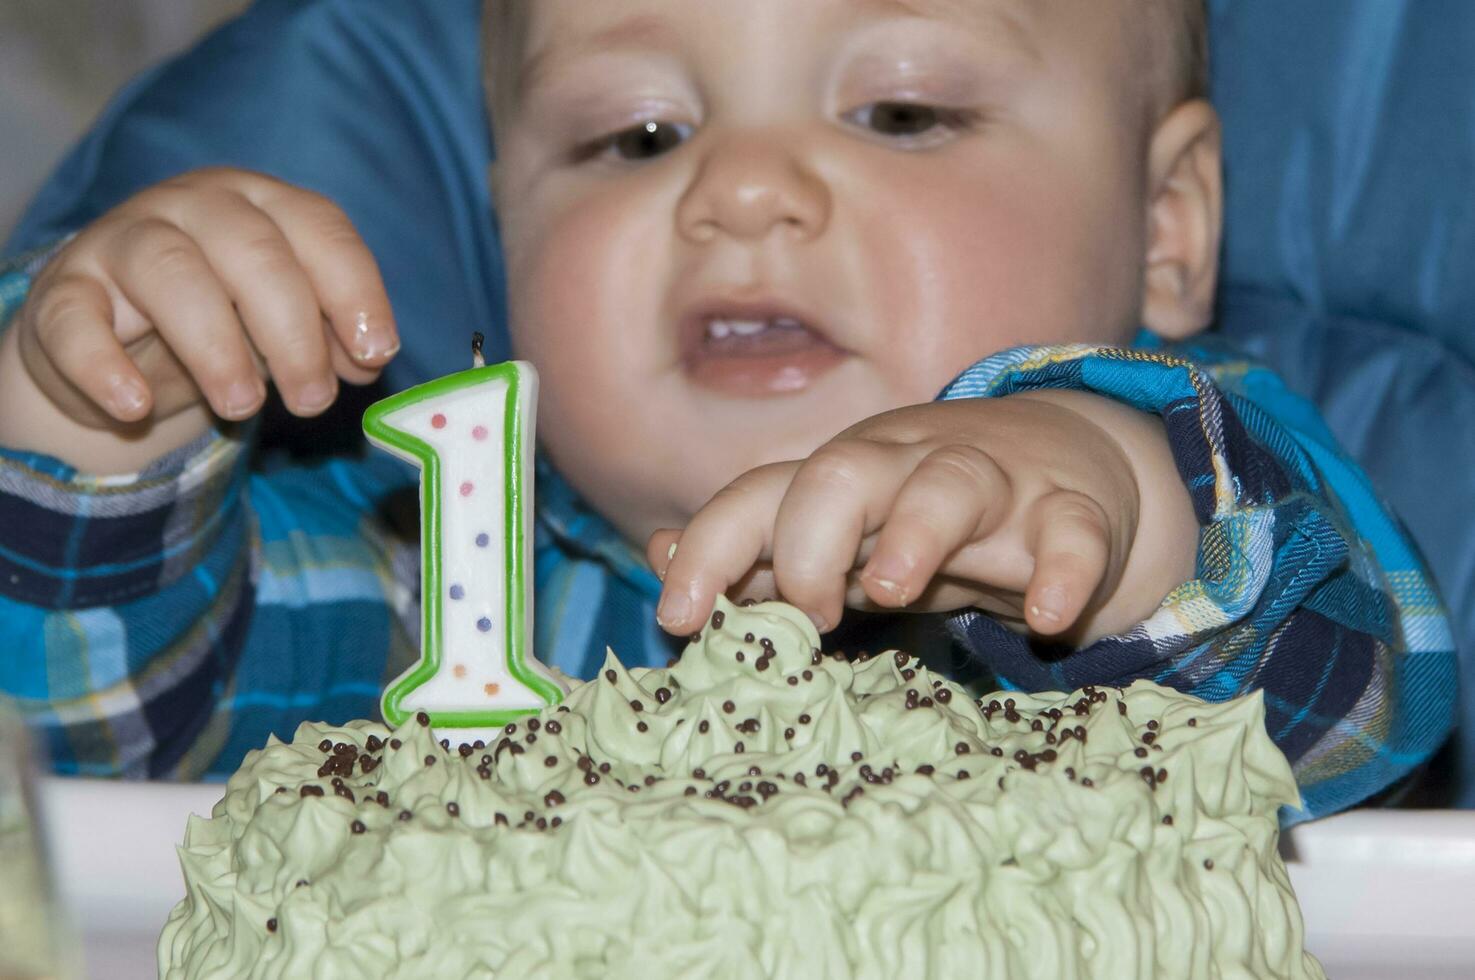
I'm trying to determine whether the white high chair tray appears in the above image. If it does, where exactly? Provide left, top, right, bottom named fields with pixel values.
left=39, top=778, right=1475, bottom=979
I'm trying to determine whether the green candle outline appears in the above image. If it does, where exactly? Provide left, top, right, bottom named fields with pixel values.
left=363, top=360, right=564, bottom=728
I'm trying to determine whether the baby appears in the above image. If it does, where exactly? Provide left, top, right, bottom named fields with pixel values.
left=0, top=0, right=1454, bottom=819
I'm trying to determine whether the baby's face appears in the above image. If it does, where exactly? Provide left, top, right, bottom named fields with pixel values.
left=492, top=0, right=1162, bottom=546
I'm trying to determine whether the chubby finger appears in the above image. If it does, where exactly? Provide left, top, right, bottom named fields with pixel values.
left=649, top=529, right=778, bottom=607
left=769, top=440, right=912, bottom=633
left=859, top=444, right=1012, bottom=609
left=26, top=273, right=152, bottom=422
left=250, top=182, right=398, bottom=369
left=180, top=192, right=337, bottom=415
left=106, top=219, right=265, bottom=421
left=1024, top=488, right=1112, bottom=636
left=654, top=461, right=797, bottom=635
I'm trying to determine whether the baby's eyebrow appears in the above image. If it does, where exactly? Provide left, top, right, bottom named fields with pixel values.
left=517, top=14, right=681, bottom=98
left=854, top=0, right=1042, bottom=63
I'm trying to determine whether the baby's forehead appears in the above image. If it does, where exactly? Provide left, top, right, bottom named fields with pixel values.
left=492, top=0, right=1194, bottom=113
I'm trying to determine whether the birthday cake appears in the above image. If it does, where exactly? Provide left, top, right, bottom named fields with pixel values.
left=158, top=597, right=1324, bottom=978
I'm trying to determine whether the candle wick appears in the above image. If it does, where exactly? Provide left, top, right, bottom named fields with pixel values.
left=471, top=331, right=486, bottom=369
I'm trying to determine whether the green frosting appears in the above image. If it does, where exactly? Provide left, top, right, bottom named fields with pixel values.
left=160, top=597, right=1324, bottom=979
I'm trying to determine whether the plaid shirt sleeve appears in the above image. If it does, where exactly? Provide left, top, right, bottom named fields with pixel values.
left=0, top=250, right=421, bottom=779
left=938, top=338, right=1458, bottom=823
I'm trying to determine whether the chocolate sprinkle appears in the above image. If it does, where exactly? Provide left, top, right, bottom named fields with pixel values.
left=267, top=918, right=278, bottom=933
left=351, top=820, right=366, bottom=834
left=416, top=711, right=431, bottom=727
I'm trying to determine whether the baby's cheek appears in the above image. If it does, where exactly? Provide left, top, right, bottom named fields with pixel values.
left=504, top=186, right=687, bottom=537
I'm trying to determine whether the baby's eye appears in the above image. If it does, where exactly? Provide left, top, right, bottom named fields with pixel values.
left=580, top=120, right=694, bottom=163
left=844, top=101, right=981, bottom=146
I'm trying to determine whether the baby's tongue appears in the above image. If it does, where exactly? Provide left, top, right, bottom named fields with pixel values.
left=668, top=595, right=822, bottom=693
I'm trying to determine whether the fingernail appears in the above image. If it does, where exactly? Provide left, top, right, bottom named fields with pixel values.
left=807, top=611, right=830, bottom=633
left=353, top=312, right=399, bottom=362
left=656, top=589, right=693, bottom=629
left=223, top=379, right=262, bottom=418
left=1032, top=585, right=1067, bottom=625
left=296, top=379, right=335, bottom=413
left=861, top=556, right=911, bottom=605
left=109, top=378, right=147, bottom=416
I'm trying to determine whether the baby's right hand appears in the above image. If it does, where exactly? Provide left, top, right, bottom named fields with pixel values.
left=12, top=167, right=398, bottom=428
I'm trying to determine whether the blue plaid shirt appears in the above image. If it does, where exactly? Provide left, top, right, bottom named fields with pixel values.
left=0, top=254, right=1456, bottom=824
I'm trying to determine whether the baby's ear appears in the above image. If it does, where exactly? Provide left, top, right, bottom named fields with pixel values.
left=1140, top=100, right=1223, bottom=341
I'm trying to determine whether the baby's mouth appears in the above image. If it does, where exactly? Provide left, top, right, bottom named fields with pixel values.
left=680, top=307, right=849, bottom=397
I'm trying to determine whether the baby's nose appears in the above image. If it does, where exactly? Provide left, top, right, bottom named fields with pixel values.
left=675, top=133, right=830, bottom=245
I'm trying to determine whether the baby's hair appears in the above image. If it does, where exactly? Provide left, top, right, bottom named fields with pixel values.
left=1154, top=0, right=1210, bottom=103
left=483, top=1, right=1210, bottom=122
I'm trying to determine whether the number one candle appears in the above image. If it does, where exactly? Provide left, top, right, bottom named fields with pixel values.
left=363, top=335, right=565, bottom=740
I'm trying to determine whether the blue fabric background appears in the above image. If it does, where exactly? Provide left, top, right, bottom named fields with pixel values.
left=6, top=0, right=1472, bottom=802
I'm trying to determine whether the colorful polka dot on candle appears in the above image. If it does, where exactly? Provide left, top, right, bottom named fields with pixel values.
left=453, top=664, right=467, bottom=678
left=449, top=584, right=464, bottom=600
left=472, top=425, right=488, bottom=441
left=431, top=413, right=447, bottom=429
left=477, top=617, right=492, bottom=632
left=484, top=683, right=500, bottom=696
left=476, top=533, right=490, bottom=548
left=460, top=481, right=475, bottom=497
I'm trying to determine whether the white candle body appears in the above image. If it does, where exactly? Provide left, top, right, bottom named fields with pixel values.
left=365, top=360, right=563, bottom=741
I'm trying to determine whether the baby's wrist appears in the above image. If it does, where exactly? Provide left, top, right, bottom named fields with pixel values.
left=0, top=324, right=213, bottom=476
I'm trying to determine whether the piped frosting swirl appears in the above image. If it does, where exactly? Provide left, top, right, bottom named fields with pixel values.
left=160, top=597, right=1324, bottom=979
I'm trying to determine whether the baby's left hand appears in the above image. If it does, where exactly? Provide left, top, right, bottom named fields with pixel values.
left=649, top=391, right=1199, bottom=644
